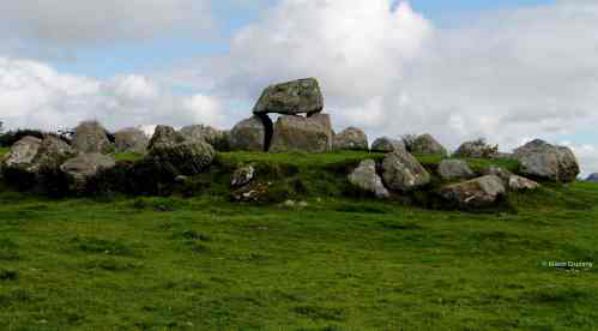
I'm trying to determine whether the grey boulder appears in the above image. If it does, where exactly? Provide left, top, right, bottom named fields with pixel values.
left=269, top=114, right=333, bottom=153
left=30, top=135, right=75, bottom=171
left=513, top=139, right=579, bottom=183
left=371, top=137, right=406, bottom=153
left=381, top=149, right=431, bottom=192
left=148, top=125, right=185, bottom=149
left=61, top=153, right=116, bottom=190
left=147, top=141, right=215, bottom=176
left=454, top=139, right=499, bottom=159
left=3, top=136, right=42, bottom=168
left=71, top=121, right=113, bottom=154
left=229, top=116, right=266, bottom=152
left=439, top=175, right=506, bottom=208
left=438, top=159, right=475, bottom=180
left=180, top=124, right=227, bottom=149
left=253, top=78, right=323, bottom=116
left=114, top=128, right=149, bottom=153
left=406, top=133, right=447, bottom=156
left=508, top=175, right=541, bottom=191
left=333, top=127, right=369, bottom=151
left=348, top=159, right=389, bottom=198
left=481, top=166, right=540, bottom=191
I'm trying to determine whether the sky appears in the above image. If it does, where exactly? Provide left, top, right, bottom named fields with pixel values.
left=0, top=0, right=597, bottom=176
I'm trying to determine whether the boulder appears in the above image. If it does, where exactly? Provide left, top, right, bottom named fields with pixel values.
left=148, top=125, right=184, bottom=149
left=438, top=159, right=475, bottom=181
left=348, top=159, right=389, bottom=198
left=481, top=166, right=540, bottom=191
left=180, top=124, right=227, bottom=149
left=114, top=128, right=148, bottom=153
left=30, top=135, right=75, bottom=171
left=231, top=165, right=255, bottom=188
left=381, top=149, right=430, bottom=192
left=439, top=175, right=506, bottom=208
left=147, top=141, right=215, bottom=176
left=481, top=166, right=513, bottom=182
left=3, top=136, right=42, bottom=168
left=508, top=175, right=541, bottom=191
left=406, top=133, right=447, bottom=156
left=60, top=153, right=116, bottom=190
left=269, top=114, right=333, bottom=153
left=333, top=127, right=369, bottom=151
left=587, top=173, right=598, bottom=182
left=371, top=137, right=406, bottom=153
left=253, top=78, right=324, bottom=116
left=454, top=139, right=499, bottom=159
left=229, top=116, right=266, bottom=152
left=513, top=139, right=579, bottom=182
left=71, top=121, right=113, bottom=154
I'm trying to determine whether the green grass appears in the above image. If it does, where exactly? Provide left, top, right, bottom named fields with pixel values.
left=0, top=147, right=9, bottom=158
left=112, top=151, right=144, bottom=162
left=1, top=150, right=597, bottom=329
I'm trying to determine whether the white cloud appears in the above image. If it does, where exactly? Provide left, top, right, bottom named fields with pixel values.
left=0, top=0, right=212, bottom=45
left=0, top=57, right=223, bottom=132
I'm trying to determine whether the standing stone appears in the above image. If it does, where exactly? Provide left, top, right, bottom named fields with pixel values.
left=406, top=133, right=447, bottom=156
left=60, top=153, right=116, bottom=190
left=381, top=149, right=431, bottom=192
left=114, top=128, right=149, bottom=153
left=513, top=139, right=580, bottom=183
left=439, top=175, right=506, bottom=208
left=269, top=114, right=333, bottom=153
left=71, top=121, right=113, bottom=154
left=229, top=116, right=266, bottom=152
left=371, top=137, right=406, bottom=153
left=333, top=127, right=369, bottom=151
left=253, top=78, right=324, bottom=116
left=3, top=136, right=42, bottom=168
left=148, top=125, right=184, bottom=150
left=437, top=159, right=475, bottom=181
left=348, top=159, right=389, bottom=198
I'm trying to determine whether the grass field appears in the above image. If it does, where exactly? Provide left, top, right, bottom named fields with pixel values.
left=1, top=151, right=597, bottom=330
left=0, top=147, right=9, bottom=158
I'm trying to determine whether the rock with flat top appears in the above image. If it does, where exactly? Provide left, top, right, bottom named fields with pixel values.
left=269, top=114, right=333, bottom=153
left=440, top=175, right=506, bottom=208
left=253, top=78, right=323, bottom=116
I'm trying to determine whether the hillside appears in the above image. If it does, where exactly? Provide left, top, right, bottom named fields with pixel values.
left=1, top=152, right=597, bottom=330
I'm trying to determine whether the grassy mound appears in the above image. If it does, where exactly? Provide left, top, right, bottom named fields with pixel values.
left=0, top=178, right=597, bottom=329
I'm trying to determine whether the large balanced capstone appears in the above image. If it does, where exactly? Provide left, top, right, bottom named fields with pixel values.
left=253, top=78, right=324, bottom=116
